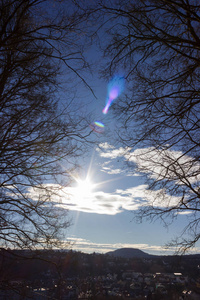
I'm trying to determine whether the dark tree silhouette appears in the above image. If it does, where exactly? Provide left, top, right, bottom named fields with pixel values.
left=0, top=0, right=92, bottom=250
left=88, top=0, right=200, bottom=252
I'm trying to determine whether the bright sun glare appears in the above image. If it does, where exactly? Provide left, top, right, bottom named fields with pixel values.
left=74, top=178, right=94, bottom=199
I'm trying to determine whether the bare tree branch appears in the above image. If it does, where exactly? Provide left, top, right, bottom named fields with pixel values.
left=90, top=0, right=200, bottom=252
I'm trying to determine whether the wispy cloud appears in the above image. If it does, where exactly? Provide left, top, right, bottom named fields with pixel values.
left=116, top=185, right=181, bottom=209
left=98, top=142, right=115, bottom=150
left=67, top=236, right=200, bottom=255
left=102, top=166, right=122, bottom=175
left=100, top=159, right=139, bottom=177
left=98, top=143, right=200, bottom=184
left=97, top=144, right=131, bottom=159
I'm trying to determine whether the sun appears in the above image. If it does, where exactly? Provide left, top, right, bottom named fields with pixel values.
left=74, top=178, right=95, bottom=200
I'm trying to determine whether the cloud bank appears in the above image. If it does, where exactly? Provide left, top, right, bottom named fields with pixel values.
left=27, top=184, right=146, bottom=215
left=24, top=143, right=197, bottom=215
left=27, top=182, right=181, bottom=216
left=67, top=236, right=200, bottom=255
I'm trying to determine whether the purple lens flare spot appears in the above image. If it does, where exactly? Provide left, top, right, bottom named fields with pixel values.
left=103, top=76, right=125, bottom=114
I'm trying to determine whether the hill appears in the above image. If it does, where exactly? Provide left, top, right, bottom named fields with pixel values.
left=106, top=248, right=153, bottom=258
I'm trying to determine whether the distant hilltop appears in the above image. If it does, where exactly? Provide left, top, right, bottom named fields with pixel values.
left=106, top=248, right=154, bottom=258
left=106, top=248, right=200, bottom=259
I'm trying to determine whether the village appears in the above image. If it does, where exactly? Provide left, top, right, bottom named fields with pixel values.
left=0, top=249, right=200, bottom=299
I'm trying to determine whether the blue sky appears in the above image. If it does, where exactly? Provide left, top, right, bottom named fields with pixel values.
left=26, top=70, right=200, bottom=255
left=25, top=1, right=200, bottom=255
left=56, top=58, right=200, bottom=255
left=27, top=70, right=200, bottom=255
left=63, top=140, right=200, bottom=255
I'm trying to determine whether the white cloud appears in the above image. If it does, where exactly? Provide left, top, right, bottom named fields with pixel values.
left=26, top=182, right=184, bottom=216
left=100, top=153, right=139, bottom=177
left=125, top=147, right=199, bottom=184
left=116, top=185, right=183, bottom=209
left=101, top=163, right=140, bottom=176
left=22, top=143, right=197, bottom=216
left=28, top=184, right=144, bottom=215
left=97, top=145, right=131, bottom=159
left=98, top=142, right=115, bottom=150
left=102, top=166, right=123, bottom=175
left=176, top=211, right=192, bottom=215
left=98, top=143, right=200, bottom=184
left=127, top=172, right=141, bottom=177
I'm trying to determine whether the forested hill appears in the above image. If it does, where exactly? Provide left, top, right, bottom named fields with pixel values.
left=106, top=248, right=154, bottom=258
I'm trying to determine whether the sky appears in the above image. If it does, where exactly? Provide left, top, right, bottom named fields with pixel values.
left=33, top=72, right=200, bottom=256
left=23, top=49, right=200, bottom=256
left=28, top=0, right=200, bottom=256
left=57, top=40, right=200, bottom=255
left=63, top=141, right=200, bottom=255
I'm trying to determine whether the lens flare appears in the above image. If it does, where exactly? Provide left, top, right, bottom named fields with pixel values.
left=102, top=99, right=112, bottom=114
left=103, top=76, right=125, bottom=114
left=90, top=121, right=105, bottom=133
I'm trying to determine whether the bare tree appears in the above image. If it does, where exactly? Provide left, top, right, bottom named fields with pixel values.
left=88, top=0, right=200, bottom=252
left=0, top=0, right=92, bottom=250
